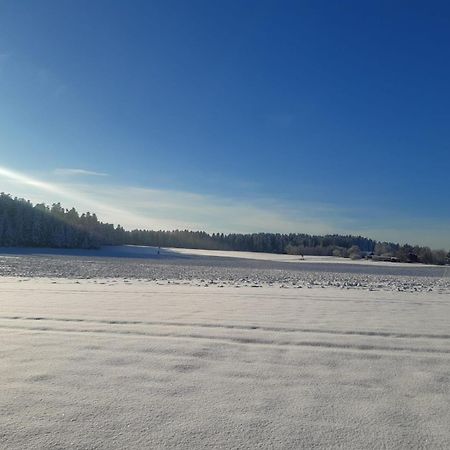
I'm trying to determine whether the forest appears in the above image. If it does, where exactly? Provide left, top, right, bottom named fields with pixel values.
left=0, top=193, right=448, bottom=265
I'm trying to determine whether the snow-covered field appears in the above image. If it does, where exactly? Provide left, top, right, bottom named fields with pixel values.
left=0, top=244, right=442, bottom=268
left=1, top=248, right=449, bottom=448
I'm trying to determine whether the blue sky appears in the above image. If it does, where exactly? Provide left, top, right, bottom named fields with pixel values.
left=0, top=1, right=449, bottom=248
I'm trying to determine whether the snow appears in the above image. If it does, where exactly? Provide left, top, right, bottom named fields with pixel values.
left=1, top=253, right=450, bottom=448
left=165, top=246, right=430, bottom=267
left=0, top=244, right=441, bottom=268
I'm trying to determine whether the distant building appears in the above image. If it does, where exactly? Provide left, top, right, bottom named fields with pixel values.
left=363, top=251, right=375, bottom=259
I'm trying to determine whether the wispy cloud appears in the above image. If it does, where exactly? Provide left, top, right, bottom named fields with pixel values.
left=68, top=184, right=337, bottom=234
left=1, top=165, right=449, bottom=249
left=0, top=165, right=134, bottom=223
left=0, top=165, right=336, bottom=234
left=54, top=168, right=109, bottom=177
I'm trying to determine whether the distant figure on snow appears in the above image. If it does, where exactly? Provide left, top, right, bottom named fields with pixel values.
left=157, top=247, right=161, bottom=256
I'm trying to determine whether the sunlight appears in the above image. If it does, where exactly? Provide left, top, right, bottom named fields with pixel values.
left=0, top=165, right=62, bottom=194
left=0, top=165, right=140, bottom=225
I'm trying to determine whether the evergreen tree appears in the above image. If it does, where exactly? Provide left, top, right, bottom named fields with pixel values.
left=0, top=193, right=447, bottom=264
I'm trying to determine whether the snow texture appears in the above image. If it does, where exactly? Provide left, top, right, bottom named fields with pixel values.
left=0, top=248, right=449, bottom=449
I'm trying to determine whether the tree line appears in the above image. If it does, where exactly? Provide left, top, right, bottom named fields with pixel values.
left=0, top=193, right=448, bottom=265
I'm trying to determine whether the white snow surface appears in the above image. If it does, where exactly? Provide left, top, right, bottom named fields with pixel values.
left=165, top=246, right=430, bottom=267
left=0, top=244, right=440, bottom=268
left=1, top=271, right=450, bottom=449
